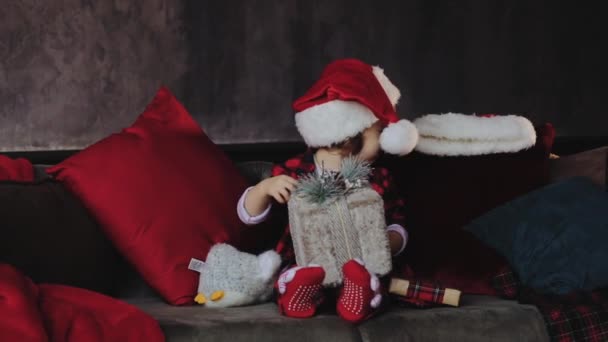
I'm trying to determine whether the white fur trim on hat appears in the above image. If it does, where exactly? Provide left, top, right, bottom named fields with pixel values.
left=295, top=100, right=378, bottom=147
left=379, top=119, right=419, bottom=156
left=413, top=113, right=537, bottom=156
left=372, top=66, right=401, bottom=107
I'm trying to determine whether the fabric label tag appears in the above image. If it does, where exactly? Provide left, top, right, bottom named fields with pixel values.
left=188, top=258, right=205, bottom=273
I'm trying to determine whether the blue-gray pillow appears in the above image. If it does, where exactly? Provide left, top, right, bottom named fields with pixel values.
left=465, top=177, right=608, bottom=295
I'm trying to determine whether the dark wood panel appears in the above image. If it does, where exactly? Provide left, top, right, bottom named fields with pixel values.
left=4, top=138, right=608, bottom=166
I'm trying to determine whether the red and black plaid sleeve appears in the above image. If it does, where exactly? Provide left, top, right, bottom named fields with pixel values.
left=271, top=153, right=315, bottom=178
left=370, top=167, right=407, bottom=227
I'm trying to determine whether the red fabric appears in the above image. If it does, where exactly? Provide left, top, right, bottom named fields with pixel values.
left=337, top=260, right=379, bottom=323
left=276, top=266, right=325, bottom=318
left=292, top=58, right=398, bottom=124
left=270, top=150, right=407, bottom=265
left=494, top=268, right=608, bottom=342
left=0, top=155, right=34, bottom=182
left=382, top=123, right=556, bottom=296
left=47, top=87, right=252, bottom=305
left=0, top=263, right=164, bottom=342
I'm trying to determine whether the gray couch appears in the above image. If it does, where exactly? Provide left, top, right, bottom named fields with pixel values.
left=127, top=296, right=548, bottom=342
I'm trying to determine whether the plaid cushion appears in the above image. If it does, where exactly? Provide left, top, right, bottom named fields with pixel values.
left=520, top=288, right=608, bottom=342
left=391, top=279, right=455, bottom=308
left=492, top=265, right=520, bottom=300
left=494, top=267, right=608, bottom=342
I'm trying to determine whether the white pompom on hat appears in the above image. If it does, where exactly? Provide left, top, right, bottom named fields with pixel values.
left=293, top=59, right=418, bottom=156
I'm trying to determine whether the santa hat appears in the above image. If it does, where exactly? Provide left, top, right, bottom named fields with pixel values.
left=293, top=59, right=418, bottom=156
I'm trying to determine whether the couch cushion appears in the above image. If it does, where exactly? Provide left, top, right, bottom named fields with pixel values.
left=0, top=180, right=122, bottom=295
left=465, top=177, right=608, bottom=294
left=235, top=161, right=274, bottom=185
left=130, top=299, right=360, bottom=342
left=359, top=296, right=549, bottom=342
left=550, top=146, right=607, bottom=190
left=131, top=296, right=548, bottom=342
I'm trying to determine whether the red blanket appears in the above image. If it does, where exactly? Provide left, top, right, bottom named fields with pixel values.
left=0, top=264, right=164, bottom=342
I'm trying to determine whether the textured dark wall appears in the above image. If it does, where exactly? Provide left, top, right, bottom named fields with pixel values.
left=0, top=1, right=605, bottom=152
left=0, top=0, right=188, bottom=151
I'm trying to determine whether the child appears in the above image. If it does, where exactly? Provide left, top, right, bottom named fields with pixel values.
left=236, top=58, right=418, bottom=323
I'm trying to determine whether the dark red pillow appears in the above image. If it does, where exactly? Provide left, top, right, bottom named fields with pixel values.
left=47, top=87, right=252, bottom=305
left=0, top=156, right=34, bottom=182
left=383, top=123, right=555, bottom=295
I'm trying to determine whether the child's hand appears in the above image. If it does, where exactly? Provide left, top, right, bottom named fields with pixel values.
left=261, top=175, right=298, bottom=204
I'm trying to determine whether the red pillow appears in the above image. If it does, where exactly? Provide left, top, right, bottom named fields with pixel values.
left=0, top=156, right=34, bottom=182
left=47, top=87, right=251, bottom=305
left=384, top=123, right=555, bottom=295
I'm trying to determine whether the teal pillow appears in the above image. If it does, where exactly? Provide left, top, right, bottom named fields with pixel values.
left=465, top=177, right=608, bottom=295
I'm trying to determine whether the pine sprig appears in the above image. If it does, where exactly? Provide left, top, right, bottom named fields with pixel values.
left=340, top=156, right=372, bottom=188
left=295, top=173, right=342, bottom=204
left=294, top=157, right=373, bottom=204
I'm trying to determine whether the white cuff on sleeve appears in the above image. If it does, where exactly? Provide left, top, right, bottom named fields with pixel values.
left=386, top=224, right=409, bottom=256
left=237, top=187, right=272, bottom=225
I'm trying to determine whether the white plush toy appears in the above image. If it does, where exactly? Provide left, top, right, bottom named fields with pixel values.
left=191, top=243, right=281, bottom=308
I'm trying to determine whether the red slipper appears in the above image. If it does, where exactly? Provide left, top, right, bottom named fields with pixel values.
left=277, top=265, right=325, bottom=318
left=337, top=259, right=382, bottom=323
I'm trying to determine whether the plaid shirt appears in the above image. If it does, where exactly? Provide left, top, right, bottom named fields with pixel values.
left=270, top=150, right=407, bottom=265
left=493, top=267, right=608, bottom=342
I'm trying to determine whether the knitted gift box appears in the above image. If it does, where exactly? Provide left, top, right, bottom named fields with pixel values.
left=288, top=184, right=392, bottom=287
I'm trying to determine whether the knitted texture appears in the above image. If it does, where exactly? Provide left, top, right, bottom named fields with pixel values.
left=276, top=266, right=326, bottom=318
left=288, top=187, right=392, bottom=287
left=198, top=244, right=280, bottom=308
left=337, top=259, right=382, bottom=323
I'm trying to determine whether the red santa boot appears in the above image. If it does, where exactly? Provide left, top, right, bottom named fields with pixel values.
left=337, top=259, right=383, bottom=324
left=276, top=265, right=325, bottom=318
